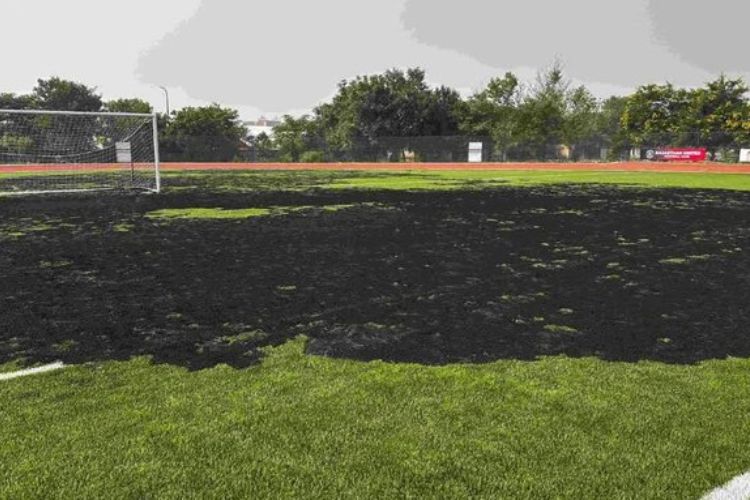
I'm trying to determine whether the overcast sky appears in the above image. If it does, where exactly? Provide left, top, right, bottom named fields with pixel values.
left=3, top=0, right=748, bottom=120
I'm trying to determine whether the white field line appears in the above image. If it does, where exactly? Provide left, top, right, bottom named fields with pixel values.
left=0, top=362, right=65, bottom=382
left=703, top=472, right=750, bottom=500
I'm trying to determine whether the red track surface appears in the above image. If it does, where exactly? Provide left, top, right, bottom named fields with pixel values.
left=2, top=162, right=750, bottom=174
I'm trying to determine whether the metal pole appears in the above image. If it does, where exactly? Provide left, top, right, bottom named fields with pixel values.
left=152, top=113, right=161, bottom=193
left=158, top=86, right=170, bottom=118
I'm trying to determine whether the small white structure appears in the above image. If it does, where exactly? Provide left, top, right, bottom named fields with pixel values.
left=115, top=142, right=132, bottom=163
left=244, top=116, right=281, bottom=138
left=468, top=142, right=483, bottom=163
left=740, top=149, right=750, bottom=163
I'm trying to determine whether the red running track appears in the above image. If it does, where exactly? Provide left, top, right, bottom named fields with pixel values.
left=2, top=162, right=750, bottom=174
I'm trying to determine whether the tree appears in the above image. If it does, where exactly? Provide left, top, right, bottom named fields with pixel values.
left=162, top=104, right=246, bottom=162
left=422, top=85, right=462, bottom=136
left=459, top=72, right=523, bottom=160
left=248, top=132, right=277, bottom=161
left=595, top=96, right=630, bottom=159
left=315, top=68, right=462, bottom=156
left=620, top=83, right=691, bottom=147
left=272, top=115, right=319, bottom=162
left=515, top=62, right=570, bottom=159
left=562, top=86, right=599, bottom=159
left=105, top=98, right=153, bottom=114
left=0, top=93, right=37, bottom=110
left=0, top=95, right=34, bottom=153
left=687, top=75, right=749, bottom=152
left=33, top=77, right=102, bottom=112
left=727, top=103, right=750, bottom=146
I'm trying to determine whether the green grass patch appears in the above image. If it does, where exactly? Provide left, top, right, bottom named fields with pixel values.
left=5, top=168, right=750, bottom=194
left=1, top=338, right=750, bottom=498
left=0, top=359, right=24, bottom=374
left=113, top=223, right=135, bottom=233
left=660, top=255, right=716, bottom=266
left=312, top=170, right=750, bottom=192
left=543, top=324, right=580, bottom=334
left=146, top=204, right=368, bottom=221
left=146, top=207, right=274, bottom=220
left=0, top=218, right=79, bottom=239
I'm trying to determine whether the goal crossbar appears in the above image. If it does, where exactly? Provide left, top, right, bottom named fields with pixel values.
left=0, top=109, right=154, bottom=118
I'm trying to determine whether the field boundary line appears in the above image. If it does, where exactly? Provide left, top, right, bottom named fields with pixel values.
left=703, top=471, right=750, bottom=500
left=0, top=362, right=65, bottom=382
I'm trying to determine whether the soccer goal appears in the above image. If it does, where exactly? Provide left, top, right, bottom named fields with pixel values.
left=0, top=109, right=160, bottom=195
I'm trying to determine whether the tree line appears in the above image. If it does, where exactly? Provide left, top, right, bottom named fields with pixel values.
left=2, top=68, right=750, bottom=162
left=0, top=77, right=244, bottom=162
left=269, top=65, right=750, bottom=162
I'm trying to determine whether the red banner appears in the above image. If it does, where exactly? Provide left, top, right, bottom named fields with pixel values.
left=646, top=148, right=707, bottom=162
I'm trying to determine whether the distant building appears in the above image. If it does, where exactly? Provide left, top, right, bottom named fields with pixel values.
left=244, top=116, right=281, bottom=138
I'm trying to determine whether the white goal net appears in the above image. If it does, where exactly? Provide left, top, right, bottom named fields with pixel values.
left=0, top=109, right=160, bottom=194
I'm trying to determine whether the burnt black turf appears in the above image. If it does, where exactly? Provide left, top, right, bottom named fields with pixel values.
left=2, top=185, right=750, bottom=370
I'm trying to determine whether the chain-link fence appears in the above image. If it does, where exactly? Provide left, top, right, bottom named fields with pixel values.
left=159, top=133, right=750, bottom=164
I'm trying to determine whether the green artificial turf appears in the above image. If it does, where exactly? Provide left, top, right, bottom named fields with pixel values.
left=146, top=207, right=274, bottom=220
left=321, top=170, right=750, bottom=192
left=145, top=205, right=361, bottom=220
left=5, top=168, right=750, bottom=193
left=2, top=338, right=749, bottom=498
left=3, top=168, right=750, bottom=498
left=154, top=169, right=750, bottom=193
left=0, top=360, right=23, bottom=374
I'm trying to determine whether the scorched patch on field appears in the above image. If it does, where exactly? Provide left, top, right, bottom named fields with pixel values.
left=1, top=185, right=749, bottom=370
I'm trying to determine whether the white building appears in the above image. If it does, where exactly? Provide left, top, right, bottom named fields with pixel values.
left=244, top=116, right=281, bottom=138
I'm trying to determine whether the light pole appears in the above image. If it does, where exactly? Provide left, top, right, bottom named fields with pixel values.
left=158, top=86, right=170, bottom=118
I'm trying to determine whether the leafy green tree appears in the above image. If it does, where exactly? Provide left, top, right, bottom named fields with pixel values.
left=562, top=86, right=599, bottom=159
left=459, top=72, right=522, bottom=160
left=272, top=115, right=319, bottom=162
left=0, top=94, right=38, bottom=153
left=422, top=85, right=462, bottom=136
left=315, top=68, right=462, bottom=157
left=105, top=98, right=153, bottom=114
left=727, top=104, right=750, bottom=146
left=33, top=77, right=102, bottom=112
left=0, top=133, right=33, bottom=153
left=0, top=93, right=37, bottom=110
left=515, top=63, right=570, bottom=158
left=594, top=96, right=630, bottom=159
left=620, top=83, right=691, bottom=147
left=596, top=97, right=627, bottom=136
left=248, top=132, right=276, bottom=161
left=687, top=75, right=749, bottom=152
left=162, top=104, right=246, bottom=162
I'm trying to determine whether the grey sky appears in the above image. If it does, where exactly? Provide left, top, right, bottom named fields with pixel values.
left=403, top=0, right=700, bottom=87
left=648, top=0, right=750, bottom=73
left=3, top=0, right=748, bottom=119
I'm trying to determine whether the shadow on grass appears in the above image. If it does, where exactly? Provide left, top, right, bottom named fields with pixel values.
left=2, top=183, right=750, bottom=370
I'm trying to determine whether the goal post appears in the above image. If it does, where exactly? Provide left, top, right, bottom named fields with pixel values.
left=0, top=109, right=161, bottom=194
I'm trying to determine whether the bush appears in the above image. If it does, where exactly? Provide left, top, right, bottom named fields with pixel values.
left=300, top=150, right=326, bottom=163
